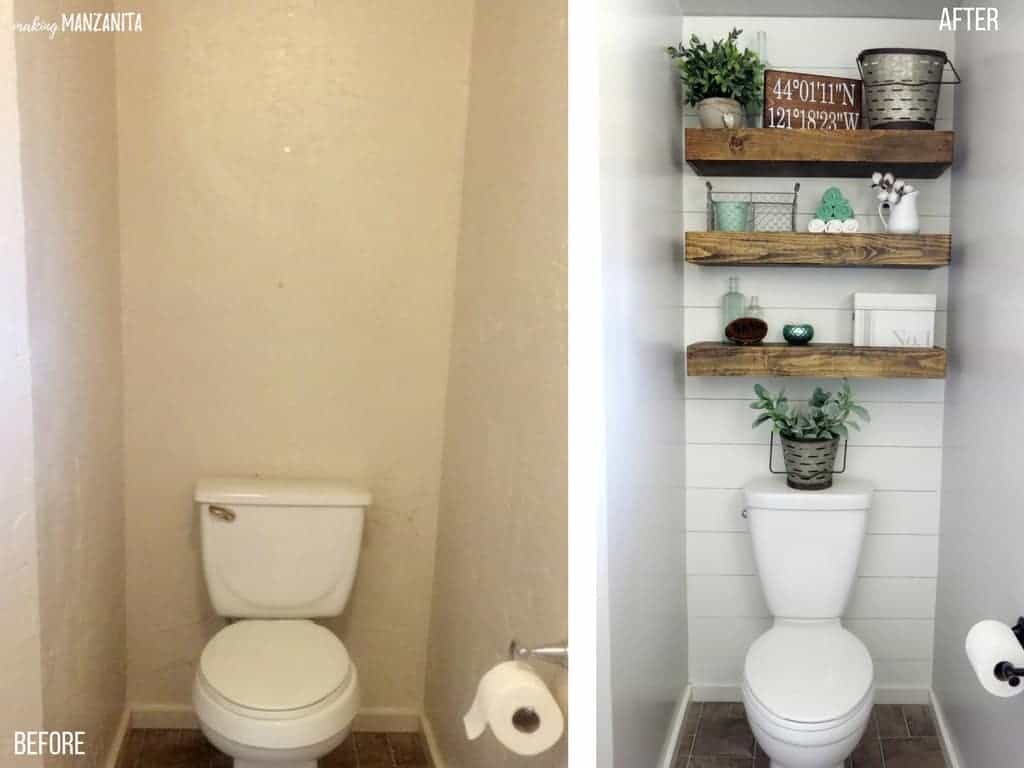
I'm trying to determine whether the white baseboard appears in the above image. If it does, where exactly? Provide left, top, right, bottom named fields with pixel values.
left=103, top=707, right=132, bottom=768
left=419, top=713, right=446, bottom=768
left=929, top=689, right=963, bottom=768
left=658, top=685, right=692, bottom=768
left=690, top=685, right=931, bottom=705
left=128, top=702, right=419, bottom=733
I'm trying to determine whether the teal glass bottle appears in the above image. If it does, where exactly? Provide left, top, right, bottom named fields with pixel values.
left=721, top=277, right=745, bottom=341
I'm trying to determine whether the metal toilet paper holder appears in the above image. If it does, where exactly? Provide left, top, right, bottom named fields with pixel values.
left=508, top=639, right=569, bottom=669
left=993, top=617, right=1024, bottom=686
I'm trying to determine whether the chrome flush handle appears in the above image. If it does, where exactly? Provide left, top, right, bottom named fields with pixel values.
left=209, top=504, right=236, bottom=522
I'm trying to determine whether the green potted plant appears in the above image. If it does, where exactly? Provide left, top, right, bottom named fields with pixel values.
left=750, top=381, right=870, bottom=490
left=667, top=28, right=764, bottom=129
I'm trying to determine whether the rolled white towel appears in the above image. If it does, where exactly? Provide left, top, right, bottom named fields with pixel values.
left=841, top=218, right=859, bottom=233
left=825, top=219, right=843, bottom=233
left=808, top=218, right=826, bottom=233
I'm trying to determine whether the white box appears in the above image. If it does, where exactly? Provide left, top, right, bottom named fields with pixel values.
left=853, top=292, right=936, bottom=348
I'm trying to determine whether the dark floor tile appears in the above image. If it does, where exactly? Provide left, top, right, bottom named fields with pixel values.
left=848, top=738, right=884, bottom=768
left=692, top=703, right=754, bottom=759
left=687, top=756, right=753, bottom=767
left=321, top=734, right=359, bottom=767
left=122, top=730, right=229, bottom=768
left=753, top=741, right=770, bottom=767
left=882, top=737, right=947, bottom=768
left=672, top=702, right=703, bottom=765
left=876, top=704, right=910, bottom=739
left=356, top=732, right=394, bottom=767
left=904, top=704, right=938, bottom=739
left=388, top=732, right=429, bottom=767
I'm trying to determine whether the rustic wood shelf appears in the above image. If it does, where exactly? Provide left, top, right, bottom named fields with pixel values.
left=685, top=232, right=951, bottom=269
left=686, top=342, right=947, bottom=379
left=685, top=129, right=953, bottom=178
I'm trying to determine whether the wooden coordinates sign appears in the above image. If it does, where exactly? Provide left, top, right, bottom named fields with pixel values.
left=763, top=69, right=863, bottom=130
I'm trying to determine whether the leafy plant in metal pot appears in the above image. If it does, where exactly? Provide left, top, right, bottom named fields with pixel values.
left=750, top=381, right=870, bottom=490
left=666, top=28, right=764, bottom=129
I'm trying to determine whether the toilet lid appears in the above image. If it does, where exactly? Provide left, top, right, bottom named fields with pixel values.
left=744, top=623, right=872, bottom=724
left=200, top=620, right=351, bottom=711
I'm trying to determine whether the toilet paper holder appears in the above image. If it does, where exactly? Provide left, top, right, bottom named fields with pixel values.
left=509, top=639, right=569, bottom=669
left=993, top=617, right=1024, bottom=686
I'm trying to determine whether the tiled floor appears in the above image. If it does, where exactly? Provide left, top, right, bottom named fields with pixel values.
left=671, top=702, right=948, bottom=768
left=115, top=729, right=431, bottom=768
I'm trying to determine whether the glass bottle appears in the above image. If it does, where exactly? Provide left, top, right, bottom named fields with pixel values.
left=721, top=276, right=745, bottom=341
left=745, top=295, right=765, bottom=320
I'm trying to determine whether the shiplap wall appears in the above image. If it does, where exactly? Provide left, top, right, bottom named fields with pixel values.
left=681, top=17, right=954, bottom=696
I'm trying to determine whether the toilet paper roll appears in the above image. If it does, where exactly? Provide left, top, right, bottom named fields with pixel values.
left=807, top=218, right=826, bottom=233
left=841, top=218, right=859, bottom=233
left=463, top=661, right=564, bottom=755
left=965, top=620, right=1024, bottom=698
left=825, top=219, right=843, bottom=233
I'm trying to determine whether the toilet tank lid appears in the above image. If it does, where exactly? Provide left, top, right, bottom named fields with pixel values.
left=195, top=476, right=372, bottom=507
left=744, top=476, right=872, bottom=511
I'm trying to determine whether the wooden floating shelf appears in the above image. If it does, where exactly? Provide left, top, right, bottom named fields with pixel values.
left=685, top=232, right=951, bottom=269
left=686, top=342, right=947, bottom=379
left=685, top=129, right=953, bottom=178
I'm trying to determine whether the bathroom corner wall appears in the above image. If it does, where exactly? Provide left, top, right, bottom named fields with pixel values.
left=116, top=1, right=475, bottom=711
left=0, top=1, right=45, bottom=760
left=14, top=0, right=127, bottom=763
left=932, top=7, right=1024, bottom=766
left=683, top=17, right=953, bottom=698
left=422, top=2, right=567, bottom=766
left=597, top=1, right=688, bottom=765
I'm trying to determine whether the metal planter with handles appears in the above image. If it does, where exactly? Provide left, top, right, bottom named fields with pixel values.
left=769, top=433, right=848, bottom=491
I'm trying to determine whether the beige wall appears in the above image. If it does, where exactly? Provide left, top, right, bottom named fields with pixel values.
left=0, top=0, right=44, bottom=761
left=423, top=2, right=567, bottom=766
left=11, top=0, right=126, bottom=765
left=116, top=1, right=475, bottom=710
left=14, top=1, right=127, bottom=764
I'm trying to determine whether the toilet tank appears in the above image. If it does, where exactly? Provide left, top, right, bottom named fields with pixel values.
left=196, top=477, right=371, bottom=618
left=744, top=476, right=872, bottom=619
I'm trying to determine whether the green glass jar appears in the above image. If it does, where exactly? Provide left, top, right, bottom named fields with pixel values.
left=721, top=277, right=745, bottom=341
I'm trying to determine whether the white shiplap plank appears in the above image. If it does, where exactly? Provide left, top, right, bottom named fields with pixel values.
left=684, top=376, right=946, bottom=402
left=685, top=444, right=941, bottom=491
left=846, top=619, right=935, bottom=660
left=685, top=399, right=943, bottom=447
left=686, top=488, right=939, bottom=535
left=683, top=175, right=951, bottom=218
left=687, top=575, right=936, bottom=619
left=682, top=263, right=950, bottom=311
left=684, top=306, right=948, bottom=346
left=681, top=18, right=954, bottom=72
left=686, top=531, right=938, bottom=578
left=683, top=212, right=951, bottom=235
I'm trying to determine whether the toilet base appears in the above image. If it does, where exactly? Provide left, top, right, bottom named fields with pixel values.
left=236, top=762, right=315, bottom=768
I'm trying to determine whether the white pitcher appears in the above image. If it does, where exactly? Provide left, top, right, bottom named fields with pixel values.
left=878, top=190, right=920, bottom=234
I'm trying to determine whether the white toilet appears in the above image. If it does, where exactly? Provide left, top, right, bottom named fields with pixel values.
left=741, top=476, right=875, bottom=768
left=192, top=477, right=371, bottom=768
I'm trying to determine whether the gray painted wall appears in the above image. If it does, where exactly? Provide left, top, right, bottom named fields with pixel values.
left=598, top=1, right=687, bottom=765
left=933, top=8, right=1024, bottom=767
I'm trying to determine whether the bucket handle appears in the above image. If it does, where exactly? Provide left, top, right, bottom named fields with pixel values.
left=857, top=55, right=961, bottom=87
left=768, top=432, right=849, bottom=475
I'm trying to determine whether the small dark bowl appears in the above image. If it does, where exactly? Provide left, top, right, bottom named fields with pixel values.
left=783, top=323, right=814, bottom=345
left=725, top=317, right=768, bottom=345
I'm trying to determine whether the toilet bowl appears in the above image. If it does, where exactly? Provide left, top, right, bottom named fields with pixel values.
left=742, top=620, right=873, bottom=768
left=194, top=619, right=359, bottom=768
left=742, top=476, right=875, bottom=768
left=192, top=477, right=371, bottom=767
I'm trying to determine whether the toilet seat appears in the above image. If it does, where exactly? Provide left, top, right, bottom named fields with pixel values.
left=744, top=621, right=873, bottom=728
left=193, top=620, right=359, bottom=752
left=200, top=620, right=351, bottom=712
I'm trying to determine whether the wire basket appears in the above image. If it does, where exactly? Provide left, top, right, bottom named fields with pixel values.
left=706, top=182, right=799, bottom=233
left=857, top=48, right=960, bottom=130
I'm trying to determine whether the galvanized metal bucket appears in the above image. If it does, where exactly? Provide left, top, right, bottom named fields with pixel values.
left=769, top=433, right=848, bottom=491
left=857, top=48, right=960, bottom=130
